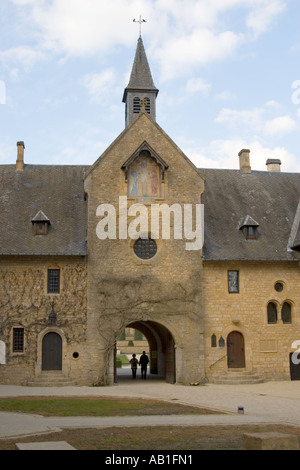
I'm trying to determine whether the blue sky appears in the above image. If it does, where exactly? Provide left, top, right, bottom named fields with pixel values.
left=0, top=0, right=299, bottom=172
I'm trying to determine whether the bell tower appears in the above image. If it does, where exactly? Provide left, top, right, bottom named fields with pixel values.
left=122, top=36, right=159, bottom=127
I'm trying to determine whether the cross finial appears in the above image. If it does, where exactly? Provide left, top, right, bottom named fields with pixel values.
left=133, top=15, right=146, bottom=37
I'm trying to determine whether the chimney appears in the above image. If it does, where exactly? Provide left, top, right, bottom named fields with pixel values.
left=266, top=158, right=281, bottom=172
left=16, top=141, right=25, bottom=171
left=238, top=149, right=251, bottom=173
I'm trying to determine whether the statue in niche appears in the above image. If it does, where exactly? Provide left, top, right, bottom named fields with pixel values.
left=128, top=150, right=161, bottom=197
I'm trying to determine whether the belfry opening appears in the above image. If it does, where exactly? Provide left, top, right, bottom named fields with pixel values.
left=115, top=321, right=176, bottom=383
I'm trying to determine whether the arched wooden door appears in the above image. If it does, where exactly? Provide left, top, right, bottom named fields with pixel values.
left=42, top=332, right=62, bottom=371
left=227, top=331, right=245, bottom=368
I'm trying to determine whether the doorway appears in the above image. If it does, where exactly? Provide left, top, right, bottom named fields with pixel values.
left=115, top=321, right=176, bottom=383
left=227, top=331, right=245, bottom=368
left=42, top=332, right=62, bottom=371
left=290, top=352, right=300, bottom=380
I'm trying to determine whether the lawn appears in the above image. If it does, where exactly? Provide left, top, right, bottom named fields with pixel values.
left=0, top=396, right=217, bottom=417
left=1, top=396, right=298, bottom=451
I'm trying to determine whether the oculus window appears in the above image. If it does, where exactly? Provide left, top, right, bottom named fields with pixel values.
left=134, top=238, right=157, bottom=260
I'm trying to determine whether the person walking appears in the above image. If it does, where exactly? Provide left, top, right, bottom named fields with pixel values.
left=129, top=354, right=139, bottom=379
left=139, top=351, right=149, bottom=379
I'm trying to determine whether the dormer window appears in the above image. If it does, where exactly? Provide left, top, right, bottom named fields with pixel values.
left=239, top=215, right=259, bottom=240
left=32, top=210, right=51, bottom=236
left=245, top=225, right=257, bottom=240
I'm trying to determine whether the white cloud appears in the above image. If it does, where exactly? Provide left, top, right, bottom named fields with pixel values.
left=264, top=115, right=298, bottom=136
left=215, top=107, right=265, bottom=128
left=80, top=69, right=116, bottom=104
left=7, top=0, right=287, bottom=81
left=29, top=0, right=144, bottom=56
left=186, top=138, right=299, bottom=172
left=215, top=105, right=298, bottom=138
left=186, top=77, right=211, bottom=94
left=246, top=0, right=286, bottom=38
left=265, top=100, right=281, bottom=109
left=155, top=29, right=242, bottom=80
left=215, top=90, right=236, bottom=101
left=0, top=46, right=44, bottom=73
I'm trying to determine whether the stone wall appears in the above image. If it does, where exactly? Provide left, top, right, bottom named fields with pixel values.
left=204, top=260, right=300, bottom=380
left=84, top=113, right=206, bottom=385
left=0, top=256, right=87, bottom=385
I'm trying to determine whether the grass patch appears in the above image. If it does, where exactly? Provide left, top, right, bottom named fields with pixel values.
left=0, top=396, right=217, bottom=417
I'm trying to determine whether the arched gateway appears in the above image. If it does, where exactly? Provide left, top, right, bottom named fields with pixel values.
left=115, top=321, right=176, bottom=383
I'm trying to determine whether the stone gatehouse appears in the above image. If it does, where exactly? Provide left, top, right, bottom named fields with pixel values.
left=0, top=37, right=299, bottom=386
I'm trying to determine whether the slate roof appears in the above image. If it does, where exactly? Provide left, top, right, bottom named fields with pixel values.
left=288, top=200, right=300, bottom=251
left=199, top=168, right=300, bottom=261
left=0, top=164, right=88, bottom=256
left=0, top=162, right=299, bottom=261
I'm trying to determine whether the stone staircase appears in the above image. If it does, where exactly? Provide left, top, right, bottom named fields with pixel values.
left=212, top=369, right=264, bottom=385
left=27, top=371, right=76, bottom=387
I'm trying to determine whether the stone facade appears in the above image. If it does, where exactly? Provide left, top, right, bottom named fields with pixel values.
left=0, top=257, right=88, bottom=385
left=0, top=37, right=299, bottom=386
left=84, top=113, right=205, bottom=386
left=204, top=261, right=300, bottom=381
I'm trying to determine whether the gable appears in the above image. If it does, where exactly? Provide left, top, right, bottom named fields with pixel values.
left=85, top=112, right=205, bottom=201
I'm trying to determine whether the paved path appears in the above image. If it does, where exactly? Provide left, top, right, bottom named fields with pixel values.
left=0, top=379, right=299, bottom=439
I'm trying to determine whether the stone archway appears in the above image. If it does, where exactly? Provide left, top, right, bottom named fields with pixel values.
left=116, top=320, right=176, bottom=383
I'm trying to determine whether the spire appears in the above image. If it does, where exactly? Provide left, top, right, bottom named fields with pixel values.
left=123, top=36, right=159, bottom=127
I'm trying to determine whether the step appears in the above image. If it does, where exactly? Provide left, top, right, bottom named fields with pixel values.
left=212, top=371, right=264, bottom=385
left=27, top=372, right=76, bottom=387
left=16, top=441, right=76, bottom=450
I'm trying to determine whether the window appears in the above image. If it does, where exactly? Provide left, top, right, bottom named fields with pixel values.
left=13, top=328, right=24, bottom=353
left=133, top=97, right=150, bottom=115
left=31, top=210, right=50, bottom=235
left=211, top=334, right=217, bottom=348
left=267, top=302, right=277, bottom=324
left=133, top=97, right=141, bottom=114
left=48, top=269, right=60, bottom=294
left=228, top=270, right=239, bottom=293
left=34, top=222, right=48, bottom=235
left=134, top=238, right=157, bottom=259
left=282, top=302, right=292, bottom=324
left=244, top=225, right=258, bottom=240
left=239, top=215, right=259, bottom=240
left=274, top=282, right=284, bottom=292
left=144, top=97, right=150, bottom=113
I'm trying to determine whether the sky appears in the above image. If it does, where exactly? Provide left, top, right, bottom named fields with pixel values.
left=0, top=0, right=299, bottom=172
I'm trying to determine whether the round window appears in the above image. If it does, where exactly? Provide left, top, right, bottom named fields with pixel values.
left=274, top=282, right=284, bottom=292
left=134, top=238, right=157, bottom=259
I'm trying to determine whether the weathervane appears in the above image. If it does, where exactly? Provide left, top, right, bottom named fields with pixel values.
left=133, top=15, right=146, bottom=37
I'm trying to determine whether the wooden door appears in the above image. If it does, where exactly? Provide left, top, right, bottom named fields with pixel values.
left=42, top=332, right=62, bottom=371
left=227, top=331, right=245, bottom=368
left=290, top=352, right=300, bottom=380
